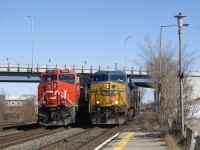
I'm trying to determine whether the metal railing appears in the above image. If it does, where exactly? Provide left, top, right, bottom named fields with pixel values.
left=0, top=63, right=148, bottom=75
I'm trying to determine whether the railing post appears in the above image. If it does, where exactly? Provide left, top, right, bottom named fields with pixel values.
left=37, top=64, right=39, bottom=72
left=82, top=65, right=84, bottom=73
left=73, top=65, right=75, bottom=71
left=131, top=66, right=133, bottom=74
left=123, top=66, right=125, bottom=73
left=7, top=63, right=10, bottom=72
left=99, top=65, right=101, bottom=71
left=27, top=63, right=30, bottom=72
left=56, top=64, right=58, bottom=69
left=17, top=63, right=20, bottom=72
left=90, top=65, right=93, bottom=73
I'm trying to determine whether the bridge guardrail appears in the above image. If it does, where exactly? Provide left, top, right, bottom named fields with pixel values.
left=0, top=63, right=149, bottom=75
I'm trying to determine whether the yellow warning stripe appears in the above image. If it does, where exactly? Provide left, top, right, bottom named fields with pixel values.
left=113, top=132, right=134, bottom=150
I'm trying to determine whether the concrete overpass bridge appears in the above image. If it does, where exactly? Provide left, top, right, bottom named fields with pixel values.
left=0, top=63, right=151, bottom=87
left=1, top=63, right=200, bottom=100
left=1, top=63, right=200, bottom=92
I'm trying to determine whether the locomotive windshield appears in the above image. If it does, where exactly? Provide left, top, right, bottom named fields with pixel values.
left=92, top=71, right=127, bottom=84
left=59, top=74, right=75, bottom=84
left=41, top=75, right=57, bottom=83
left=93, top=74, right=108, bottom=83
left=110, top=74, right=126, bottom=83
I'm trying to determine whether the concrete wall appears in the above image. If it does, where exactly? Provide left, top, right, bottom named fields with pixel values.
left=170, top=120, right=200, bottom=150
left=182, top=125, right=200, bottom=150
left=187, top=72, right=200, bottom=100
left=194, top=135, right=200, bottom=150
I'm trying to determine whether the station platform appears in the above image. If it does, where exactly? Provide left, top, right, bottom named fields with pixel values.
left=96, top=132, right=168, bottom=150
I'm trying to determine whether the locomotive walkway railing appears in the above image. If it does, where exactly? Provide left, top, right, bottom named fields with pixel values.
left=0, top=63, right=149, bottom=75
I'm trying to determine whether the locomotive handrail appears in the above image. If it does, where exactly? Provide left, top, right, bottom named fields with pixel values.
left=38, top=90, right=74, bottom=106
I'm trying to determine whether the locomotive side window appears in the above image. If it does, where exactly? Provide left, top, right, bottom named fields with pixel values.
left=59, top=74, right=75, bottom=84
left=93, top=74, right=108, bottom=83
left=41, top=75, right=57, bottom=83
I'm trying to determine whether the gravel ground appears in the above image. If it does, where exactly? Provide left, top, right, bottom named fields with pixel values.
left=3, top=127, right=85, bottom=150
left=1, top=110, right=167, bottom=150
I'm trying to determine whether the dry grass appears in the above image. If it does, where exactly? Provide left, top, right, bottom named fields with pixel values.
left=165, top=133, right=182, bottom=150
left=131, top=109, right=191, bottom=150
left=135, top=109, right=166, bottom=131
left=134, top=109, right=183, bottom=149
left=0, top=99, right=37, bottom=125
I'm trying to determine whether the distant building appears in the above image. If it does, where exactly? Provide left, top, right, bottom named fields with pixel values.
left=188, top=72, right=200, bottom=100
left=4, top=95, right=35, bottom=107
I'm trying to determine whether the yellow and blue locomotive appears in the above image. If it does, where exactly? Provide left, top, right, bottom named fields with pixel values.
left=89, top=70, right=140, bottom=124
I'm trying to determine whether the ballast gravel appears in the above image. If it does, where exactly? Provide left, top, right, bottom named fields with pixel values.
left=3, top=128, right=85, bottom=150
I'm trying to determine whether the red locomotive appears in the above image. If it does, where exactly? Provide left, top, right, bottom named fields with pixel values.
left=37, top=69, right=89, bottom=126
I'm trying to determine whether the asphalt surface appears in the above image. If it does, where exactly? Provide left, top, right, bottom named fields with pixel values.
left=102, top=132, right=168, bottom=150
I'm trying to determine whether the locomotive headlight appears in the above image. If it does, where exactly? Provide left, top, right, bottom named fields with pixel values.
left=96, top=100, right=100, bottom=104
left=104, top=83, right=110, bottom=89
left=114, top=100, right=119, bottom=105
left=53, top=82, right=57, bottom=89
left=42, top=101, right=46, bottom=105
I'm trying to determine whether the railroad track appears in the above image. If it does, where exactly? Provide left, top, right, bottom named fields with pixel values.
left=0, top=122, right=40, bottom=131
left=39, top=125, right=119, bottom=150
left=0, top=123, right=41, bottom=137
left=0, top=127, right=66, bottom=149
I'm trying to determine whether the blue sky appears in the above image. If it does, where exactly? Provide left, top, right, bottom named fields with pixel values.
left=0, top=1, right=200, bottom=102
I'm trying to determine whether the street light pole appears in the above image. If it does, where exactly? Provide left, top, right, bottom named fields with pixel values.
left=124, top=36, right=132, bottom=66
left=174, top=12, right=187, bottom=137
left=28, top=16, right=34, bottom=72
left=160, top=25, right=177, bottom=74
left=159, top=25, right=176, bottom=106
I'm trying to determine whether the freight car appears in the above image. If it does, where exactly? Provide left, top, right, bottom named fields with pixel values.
left=89, top=70, right=140, bottom=124
left=37, top=69, right=90, bottom=126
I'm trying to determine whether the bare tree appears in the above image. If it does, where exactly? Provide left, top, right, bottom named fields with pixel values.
left=139, top=35, right=197, bottom=127
left=1, top=97, right=37, bottom=124
left=21, top=98, right=37, bottom=123
left=0, top=99, right=6, bottom=121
